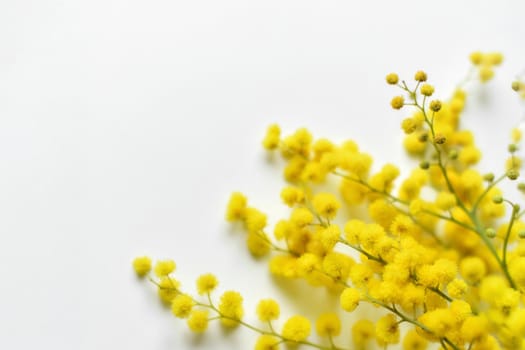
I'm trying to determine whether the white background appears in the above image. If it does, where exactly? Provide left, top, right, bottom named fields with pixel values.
left=1, top=1, right=525, bottom=349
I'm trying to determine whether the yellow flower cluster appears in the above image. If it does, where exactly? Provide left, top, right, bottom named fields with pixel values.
left=134, top=52, right=525, bottom=350
left=225, top=192, right=272, bottom=257
left=469, top=51, right=504, bottom=82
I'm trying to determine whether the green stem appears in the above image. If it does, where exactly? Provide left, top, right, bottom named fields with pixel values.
left=502, top=204, right=517, bottom=274
left=428, top=286, right=453, bottom=302
left=471, top=173, right=506, bottom=215
left=303, top=192, right=328, bottom=228
left=421, top=209, right=476, bottom=232
left=332, top=170, right=407, bottom=205
left=468, top=210, right=517, bottom=289
left=338, top=238, right=386, bottom=264
left=255, top=230, right=289, bottom=254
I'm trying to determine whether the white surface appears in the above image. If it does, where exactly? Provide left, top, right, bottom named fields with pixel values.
left=1, top=1, right=524, bottom=349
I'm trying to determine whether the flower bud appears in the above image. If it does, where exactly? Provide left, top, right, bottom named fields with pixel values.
left=415, top=70, right=427, bottom=82
left=492, top=195, right=503, bottom=204
left=485, top=228, right=496, bottom=238
left=418, top=132, right=428, bottom=143
left=391, top=96, right=404, bottom=109
left=386, top=73, right=399, bottom=85
left=420, top=84, right=434, bottom=96
left=507, top=169, right=520, bottom=180
left=434, top=134, right=446, bottom=145
left=483, top=173, right=495, bottom=182
left=429, top=100, right=442, bottom=112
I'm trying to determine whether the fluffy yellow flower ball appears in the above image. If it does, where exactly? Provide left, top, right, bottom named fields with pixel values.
left=256, top=299, right=280, bottom=322
left=340, top=287, right=360, bottom=312
left=447, top=278, right=468, bottom=299
left=459, top=256, right=486, bottom=284
left=282, top=315, right=311, bottom=342
left=319, top=224, right=341, bottom=251
left=414, top=70, right=427, bottom=82
left=352, top=319, right=375, bottom=348
left=255, top=335, right=280, bottom=350
left=460, top=316, right=488, bottom=342
left=386, top=73, right=399, bottom=85
left=157, top=277, right=179, bottom=303
left=244, top=207, right=268, bottom=233
left=218, top=291, right=244, bottom=327
left=420, top=83, right=434, bottom=96
left=262, top=124, right=281, bottom=150
left=375, top=314, right=400, bottom=345
left=280, top=186, right=305, bottom=207
left=196, top=273, right=218, bottom=295
left=132, top=256, right=151, bottom=277
left=226, top=192, right=248, bottom=221
left=171, top=294, right=194, bottom=318
left=401, top=118, right=418, bottom=134
left=402, top=329, right=428, bottom=350
left=391, top=96, right=405, bottom=109
left=312, top=193, right=341, bottom=219
left=290, top=207, right=314, bottom=227
left=246, top=231, right=271, bottom=257
left=315, top=312, right=341, bottom=337
left=154, top=259, right=176, bottom=277
left=187, top=310, right=209, bottom=333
